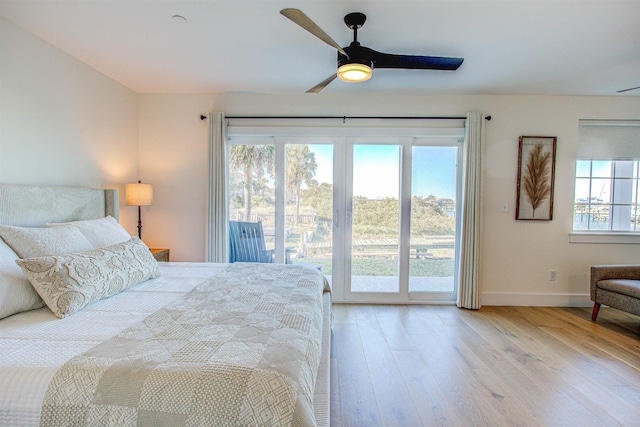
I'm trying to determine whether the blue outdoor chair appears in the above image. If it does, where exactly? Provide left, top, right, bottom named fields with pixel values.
left=229, top=221, right=274, bottom=263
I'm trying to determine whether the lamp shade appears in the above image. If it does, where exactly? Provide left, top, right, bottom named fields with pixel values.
left=125, top=182, right=153, bottom=206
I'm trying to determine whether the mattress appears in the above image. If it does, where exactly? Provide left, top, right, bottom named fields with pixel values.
left=0, top=262, right=330, bottom=426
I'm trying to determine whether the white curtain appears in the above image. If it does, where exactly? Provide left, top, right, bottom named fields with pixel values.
left=206, top=112, right=228, bottom=262
left=457, top=112, right=485, bottom=309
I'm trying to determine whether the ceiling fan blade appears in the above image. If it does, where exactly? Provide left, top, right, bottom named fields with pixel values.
left=617, top=86, right=640, bottom=93
left=371, top=49, right=464, bottom=71
left=280, top=9, right=348, bottom=58
left=306, top=74, right=338, bottom=93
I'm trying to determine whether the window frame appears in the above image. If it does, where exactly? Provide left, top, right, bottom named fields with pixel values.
left=570, top=120, right=640, bottom=244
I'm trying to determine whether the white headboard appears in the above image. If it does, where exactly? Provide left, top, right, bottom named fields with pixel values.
left=0, top=184, right=118, bottom=227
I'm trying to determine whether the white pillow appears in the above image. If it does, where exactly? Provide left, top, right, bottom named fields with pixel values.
left=0, top=239, right=44, bottom=319
left=16, top=237, right=161, bottom=318
left=0, top=224, right=93, bottom=258
left=47, top=216, right=131, bottom=249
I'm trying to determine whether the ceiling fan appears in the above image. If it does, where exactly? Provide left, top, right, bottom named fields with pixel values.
left=617, top=86, right=640, bottom=93
left=280, top=8, right=464, bottom=93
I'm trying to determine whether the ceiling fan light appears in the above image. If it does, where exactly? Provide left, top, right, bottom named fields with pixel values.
left=337, top=63, right=372, bottom=83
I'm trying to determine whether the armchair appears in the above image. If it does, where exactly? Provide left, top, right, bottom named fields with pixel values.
left=590, top=264, right=640, bottom=321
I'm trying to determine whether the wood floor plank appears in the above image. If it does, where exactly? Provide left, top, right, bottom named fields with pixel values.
left=329, top=305, right=640, bottom=426
left=422, top=318, right=543, bottom=426
left=392, top=349, right=465, bottom=427
left=355, top=307, right=424, bottom=425
left=331, top=321, right=381, bottom=426
left=475, top=308, right=637, bottom=426
left=456, top=309, right=598, bottom=426
left=373, top=306, right=417, bottom=351
left=408, top=331, right=509, bottom=426
left=329, top=357, right=342, bottom=427
left=505, top=306, right=640, bottom=388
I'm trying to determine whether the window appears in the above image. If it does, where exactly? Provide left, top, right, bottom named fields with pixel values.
left=572, top=120, right=640, bottom=240
left=573, top=160, right=639, bottom=231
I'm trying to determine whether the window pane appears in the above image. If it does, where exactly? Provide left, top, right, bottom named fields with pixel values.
left=285, top=144, right=333, bottom=274
left=409, top=146, right=457, bottom=293
left=611, top=203, right=632, bottom=231
left=574, top=178, right=591, bottom=202
left=575, top=161, right=591, bottom=178
left=590, top=179, right=611, bottom=203
left=592, top=161, right=612, bottom=178
left=589, top=205, right=611, bottom=230
left=573, top=204, right=589, bottom=230
left=613, top=178, right=634, bottom=204
left=351, top=145, right=400, bottom=293
left=228, top=144, right=275, bottom=252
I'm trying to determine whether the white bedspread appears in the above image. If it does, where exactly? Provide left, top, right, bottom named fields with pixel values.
left=0, top=262, right=227, bottom=426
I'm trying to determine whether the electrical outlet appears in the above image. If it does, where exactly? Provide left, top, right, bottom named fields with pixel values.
left=549, top=270, right=557, bottom=281
left=501, top=201, right=509, bottom=213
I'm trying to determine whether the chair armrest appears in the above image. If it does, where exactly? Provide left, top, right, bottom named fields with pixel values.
left=262, top=248, right=275, bottom=263
left=590, top=264, right=640, bottom=298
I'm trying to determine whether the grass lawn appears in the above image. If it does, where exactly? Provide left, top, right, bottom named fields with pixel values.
left=292, top=257, right=454, bottom=277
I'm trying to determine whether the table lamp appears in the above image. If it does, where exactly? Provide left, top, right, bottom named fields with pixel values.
left=125, top=180, right=153, bottom=239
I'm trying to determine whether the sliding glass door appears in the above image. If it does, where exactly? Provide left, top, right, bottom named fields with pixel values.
left=227, top=136, right=335, bottom=284
left=348, top=143, right=401, bottom=294
left=341, top=138, right=460, bottom=303
left=227, top=125, right=463, bottom=303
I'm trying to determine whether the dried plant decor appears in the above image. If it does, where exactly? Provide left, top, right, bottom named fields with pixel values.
left=516, top=136, right=557, bottom=220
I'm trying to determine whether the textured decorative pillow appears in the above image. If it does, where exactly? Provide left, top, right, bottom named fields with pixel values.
left=16, top=237, right=161, bottom=318
left=0, top=239, right=44, bottom=319
left=46, top=216, right=131, bottom=249
left=0, top=224, right=93, bottom=258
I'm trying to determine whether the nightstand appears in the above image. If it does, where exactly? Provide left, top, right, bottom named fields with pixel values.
left=150, top=248, right=170, bottom=262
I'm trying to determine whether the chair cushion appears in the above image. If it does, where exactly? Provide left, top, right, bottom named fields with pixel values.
left=597, top=279, right=640, bottom=299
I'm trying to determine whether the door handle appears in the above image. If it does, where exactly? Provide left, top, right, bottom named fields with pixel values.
left=346, top=210, right=352, bottom=225
left=333, top=209, right=339, bottom=228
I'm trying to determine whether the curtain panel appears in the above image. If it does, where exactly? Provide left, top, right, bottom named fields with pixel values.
left=457, top=112, right=485, bottom=309
left=206, top=112, right=229, bottom=262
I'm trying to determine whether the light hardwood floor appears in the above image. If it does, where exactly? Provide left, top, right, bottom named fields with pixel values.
left=329, top=304, right=640, bottom=426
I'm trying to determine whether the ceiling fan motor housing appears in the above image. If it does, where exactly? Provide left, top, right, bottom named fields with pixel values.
left=338, top=43, right=374, bottom=70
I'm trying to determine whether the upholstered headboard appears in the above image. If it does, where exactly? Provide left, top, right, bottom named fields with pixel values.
left=0, top=184, right=118, bottom=227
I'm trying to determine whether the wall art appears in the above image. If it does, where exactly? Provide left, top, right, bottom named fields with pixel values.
left=515, top=136, right=557, bottom=221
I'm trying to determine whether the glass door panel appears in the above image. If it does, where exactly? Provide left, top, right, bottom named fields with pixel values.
left=228, top=143, right=276, bottom=252
left=409, top=146, right=458, bottom=293
left=350, top=144, right=401, bottom=293
left=285, top=144, right=334, bottom=283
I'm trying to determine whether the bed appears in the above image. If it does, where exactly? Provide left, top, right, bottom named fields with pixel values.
left=0, top=184, right=331, bottom=426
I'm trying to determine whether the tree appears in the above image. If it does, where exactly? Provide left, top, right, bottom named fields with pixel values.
left=303, top=181, right=333, bottom=220
left=286, top=145, right=317, bottom=224
left=228, top=145, right=274, bottom=220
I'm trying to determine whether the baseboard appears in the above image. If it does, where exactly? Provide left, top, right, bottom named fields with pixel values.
left=481, top=292, right=592, bottom=307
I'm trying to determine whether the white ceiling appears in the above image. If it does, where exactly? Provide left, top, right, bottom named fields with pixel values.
left=1, top=0, right=638, bottom=96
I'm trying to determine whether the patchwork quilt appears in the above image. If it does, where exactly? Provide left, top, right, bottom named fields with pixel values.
left=38, top=263, right=327, bottom=427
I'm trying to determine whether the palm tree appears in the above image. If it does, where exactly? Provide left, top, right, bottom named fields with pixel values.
left=228, top=145, right=274, bottom=220
left=286, top=145, right=317, bottom=224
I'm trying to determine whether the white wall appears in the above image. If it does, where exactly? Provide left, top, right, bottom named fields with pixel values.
left=0, top=17, right=139, bottom=232
left=138, top=93, right=640, bottom=305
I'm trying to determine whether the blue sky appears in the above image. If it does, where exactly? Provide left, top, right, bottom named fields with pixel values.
left=309, top=144, right=457, bottom=200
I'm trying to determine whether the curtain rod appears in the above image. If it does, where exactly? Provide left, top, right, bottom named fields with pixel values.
left=199, top=115, right=491, bottom=121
